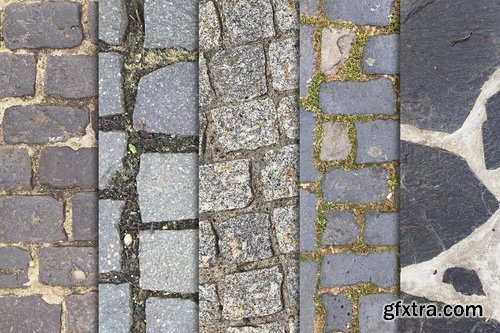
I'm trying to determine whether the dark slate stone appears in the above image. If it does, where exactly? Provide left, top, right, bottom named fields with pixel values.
left=0, top=296, right=61, bottom=332
left=300, top=109, right=321, bottom=182
left=300, top=261, right=317, bottom=333
left=483, top=92, right=500, bottom=170
left=324, top=0, right=394, bottom=26
left=401, top=0, right=500, bottom=133
left=400, top=142, right=498, bottom=267
left=323, top=293, right=352, bottom=332
left=300, top=189, right=317, bottom=252
left=0, top=53, right=36, bottom=98
left=442, top=267, right=485, bottom=296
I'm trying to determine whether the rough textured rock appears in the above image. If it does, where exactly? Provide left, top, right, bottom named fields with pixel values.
left=0, top=147, right=32, bottom=191
left=272, top=0, right=298, bottom=32
left=277, top=96, right=299, bottom=140
left=0, top=53, right=36, bottom=98
left=199, top=1, right=221, bottom=51
left=261, top=145, right=299, bottom=201
left=199, top=220, right=216, bottom=268
left=320, top=122, right=351, bottom=161
left=321, top=27, right=353, bottom=75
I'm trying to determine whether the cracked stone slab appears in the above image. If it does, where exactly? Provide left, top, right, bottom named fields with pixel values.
left=98, top=0, right=127, bottom=45
left=98, top=131, right=127, bottom=190
left=321, top=27, right=353, bottom=75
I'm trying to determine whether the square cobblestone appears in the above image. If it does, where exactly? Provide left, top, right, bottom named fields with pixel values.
left=99, top=284, right=132, bottom=333
left=363, top=34, right=399, bottom=74
left=0, top=53, right=36, bottom=98
left=146, top=298, right=198, bottom=332
left=0, top=247, right=31, bottom=288
left=363, top=212, right=398, bottom=246
left=300, top=189, right=317, bottom=252
left=273, top=206, right=299, bottom=254
left=222, top=0, right=274, bottom=44
left=300, top=261, right=317, bottom=333
left=99, top=53, right=125, bottom=116
left=200, top=220, right=217, bottom=268
left=98, top=131, right=127, bottom=189
left=358, top=294, right=397, bottom=333
left=39, top=247, right=97, bottom=286
left=0, top=296, right=61, bottom=332
left=321, top=211, right=358, bottom=246
left=261, top=145, right=299, bottom=201
left=320, top=122, right=351, bottom=161
left=99, top=200, right=124, bottom=273
left=0, top=147, right=32, bottom=191
left=98, top=0, right=127, bottom=45
left=200, top=283, right=221, bottom=326
left=65, top=292, right=97, bottom=333
left=324, top=0, right=394, bottom=26
left=356, top=120, right=399, bottom=163
left=323, top=293, right=352, bottom=332
left=269, top=37, right=299, bottom=91
left=300, top=109, right=320, bottom=182
left=278, top=96, right=299, bottom=140
left=72, top=192, right=97, bottom=241
left=200, top=1, right=221, bottom=51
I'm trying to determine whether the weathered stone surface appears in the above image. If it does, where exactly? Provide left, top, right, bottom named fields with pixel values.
left=227, top=323, right=285, bottom=333
left=199, top=159, right=253, bottom=212
left=98, top=131, right=126, bottom=189
left=0, top=196, right=65, bottom=243
left=364, top=212, right=398, bottom=246
left=321, top=252, right=398, bottom=288
left=300, top=109, right=320, bottom=181
left=358, top=294, right=397, bottom=333
left=320, top=122, right=351, bottom=161
left=0, top=296, right=61, bottom=332
left=146, top=298, right=198, bottom=332
left=300, top=26, right=314, bottom=97
left=321, top=27, right=353, bottom=75
left=144, top=0, right=197, bottom=49
left=209, top=45, right=267, bottom=103
left=0, top=147, right=31, bottom=191
left=45, top=55, right=97, bottom=99
left=88, top=1, right=98, bottom=44
left=99, top=284, right=132, bottom=333
left=323, top=167, right=389, bottom=203
left=269, top=37, right=299, bottom=91
left=261, top=145, right=299, bottom=201
left=139, top=230, right=197, bottom=292
left=200, top=220, right=216, bottom=268
left=98, top=0, right=127, bottom=45
left=0, top=247, right=30, bottom=288
left=217, top=213, right=273, bottom=263
left=320, top=78, right=395, bottom=115
left=285, top=260, right=299, bottom=310
left=137, top=153, right=197, bottom=222
left=321, top=211, right=358, bottom=245
left=199, top=53, right=215, bottom=107
left=200, top=284, right=220, bottom=326
left=39, top=247, right=96, bottom=286
left=3, top=2, right=83, bottom=49
left=442, top=267, right=485, bottom=296
left=0, top=53, right=36, bottom=98
left=273, top=206, right=299, bottom=254
left=300, top=261, right=317, bottom=333
left=133, top=63, right=198, bottom=135
left=325, top=0, right=394, bottom=26
left=483, top=92, right=500, bottom=170
left=356, top=120, right=399, bottom=163
left=300, top=0, right=318, bottom=15
left=200, top=1, right=221, bottom=51
left=72, top=192, right=97, bottom=241
left=363, top=34, right=399, bottom=74
left=99, top=200, right=124, bottom=273
left=272, top=0, right=298, bottom=31
left=223, top=267, right=283, bottom=320
left=99, top=53, right=124, bottom=116
left=222, top=0, right=274, bottom=44
left=65, top=292, right=97, bottom=333
left=323, top=293, right=352, bottom=332
left=3, top=106, right=88, bottom=144
left=210, top=98, right=278, bottom=152
left=300, top=189, right=317, bottom=252
left=278, top=96, right=299, bottom=140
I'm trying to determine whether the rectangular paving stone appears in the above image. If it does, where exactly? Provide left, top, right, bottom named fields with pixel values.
left=285, top=259, right=299, bottom=311
left=98, top=0, right=128, bottom=45
left=99, top=284, right=132, bottom=333
left=199, top=220, right=216, bottom=268
left=0, top=196, right=65, bottom=243
left=324, top=0, right=394, bottom=26
left=356, top=120, right=399, bottom=163
left=261, top=145, right=299, bottom=201
left=98, top=131, right=127, bottom=189
left=146, top=298, right=198, bottom=332
left=323, top=293, right=352, bottom=332
left=320, top=122, right=351, bottom=161
left=269, top=37, right=299, bottom=91
left=72, top=192, right=97, bottom=241
left=278, top=96, right=299, bottom=140
left=99, top=200, right=124, bottom=273
left=300, top=261, right=317, bottom=333
left=300, top=189, right=317, bottom=252
left=199, top=1, right=222, bottom=51
left=38, top=247, right=97, bottom=286
left=0, top=147, right=32, bottom=191
left=321, top=211, right=358, bottom=246
left=359, top=294, right=397, bottom=333
left=273, top=206, right=299, bottom=254
left=0, top=296, right=61, bottom=332
left=363, top=34, right=399, bottom=74
left=199, top=52, right=215, bottom=107
left=0, top=247, right=31, bottom=288
left=3, top=105, right=89, bottom=144
left=0, top=53, right=36, bottom=98
left=88, top=1, right=98, bottom=44
left=99, top=53, right=125, bottom=116
left=200, top=283, right=221, bottom=326
left=300, top=26, right=314, bottom=97
left=3, top=2, right=83, bottom=49
left=65, top=292, right=97, bottom=333
left=364, top=212, right=398, bottom=246
left=139, top=230, right=197, bottom=293
left=321, top=252, right=398, bottom=288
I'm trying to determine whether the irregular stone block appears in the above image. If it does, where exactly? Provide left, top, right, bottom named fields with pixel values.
left=146, top=298, right=198, bottom=332
left=98, top=0, right=127, bottom=45
left=285, top=259, right=299, bottom=311
left=99, top=53, right=125, bottom=116
left=0, top=247, right=30, bottom=288
left=200, top=284, right=220, bottom=326
left=261, top=145, right=299, bottom=201
left=356, top=120, right=399, bottom=163
left=272, top=0, right=298, bottom=31
left=325, top=0, right=394, bottom=26
left=199, top=220, right=216, bottom=268
left=39, top=247, right=97, bottom=286
left=72, top=192, right=97, bottom=241
left=99, top=284, right=132, bottom=333
left=269, top=37, right=299, bottom=91
left=273, top=206, right=299, bottom=254
left=199, top=1, right=221, bottom=51
left=278, top=96, right=299, bottom=140
left=363, top=212, right=398, bottom=246
left=222, top=0, right=274, bottom=44
left=0, top=296, right=61, bottom=332
left=65, top=292, right=97, bottom=333
left=0, top=53, right=36, bottom=98
left=0, top=147, right=32, bottom=191
left=321, top=211, right=358, bottom=245
left=99, top=200, right=124, bottom=273
left=320, top=122, right=351, bottom=161
left=363, top=34, right=399, bottom=74
left=321, top=27, right=353, bottom=75
left=98, top=131, right=127, bottom=189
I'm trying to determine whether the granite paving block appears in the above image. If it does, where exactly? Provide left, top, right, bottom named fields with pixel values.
left=65, top=293, right=98, bottom=333
left=99, top=284, right=132, bottom=333
left=323, top=293, right=352, bottom=332
left=146, top=298, right=198, bottom=332
left=0, top=247, right=31, bottom=288
left=199, top=220, right=216, bottom=268
left=300, top=0, right=318, bottom=15
left=137, top=153, right=197, bottom=222
left=321, top=252, right=398, bottom=288
left=0, top=53, right=36, bottom=98
left=300, top=109, right=320, bottom=181
left=0, top=147, right=32, bottom=191
left=324, top=0, right=394, bottom=26
left=200, top=284, right=220, bottom=326
left=98, top=0, right=127, bottom=45
left=358, top=294, right=397, bottom=333
left=356, top=120, right=399, bottom=163
left=321, top=27, right=353, bottom=75
left=261, top=145, right=299, bottom=201
left=133, top=63, right=198, bottom=135
left=139, top=230, right=197, bottom=292
left=319, top=78, right=395, bottom=115
left=98, top=131, right=127, bottom=189
left=72, top=192, right=97, bottom=241
left=38, top=247, right=97, bottom=286
left=227, top=323, right=285, bottom=333
left=3, top=106, right=88, bottom=144
left=0, top=196, right=65, bottom=243
left=99, top=200, right=124, bottom=273
left=300, top=189, right=317, bottom=252
left=320, top=122, right=351, bottom=161
left=285, top=260, right=299, bottom=311
left=269, top=37, right=299, bottom=91
left=321, top=211, right=358, bottom=246
left=144, top=0, right=197, bottom=49
left=3, top=2, right=83, bottom=49
left=0, top=296, right=61, bottom=332
left=199, top=1, right=221, bottom=51
left=273, top=206, right=299, bottom=254
left=272, top=0, right=298, bottom=32
left=88, top=1, right=98, bottom=44
left=99, top=53, right=125, bottom=116
left=199, top=53, right=215, bottom=107
left=222, top=0, right=274, bottom=44
left=483, top=92, right=500, bottom=170
left=363, top=212, right=398, bottom=246
left=300, top=261, right=317, bottom=333
left=278, top=96, right=299, bottom=140
left=363, top=34, right=399, bottom=74
left=300, top=26, right=314, bottom=97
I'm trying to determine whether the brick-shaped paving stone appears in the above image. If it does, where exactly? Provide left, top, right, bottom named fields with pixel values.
left=209, top=45, right=267, bottom=103
left=300, top=189, right=317, bottom=252
left=222, top=0, right=274, bottom=44
left=300, top=261, right=317, bottom=333
left=98, top=131, right=127, bottom=189
left=199, top=1, right=222, bottom=51
left=3, top=2, right=83, bottom=49
left=321, top=27, right=353, bottom=75
left=216, top=213, right=273, bottom=263
left=99, top=284, right=132, bottom=333
left=199, top=53, right=215, bottom=107
left=356, top=120, right=399, bottom=163
left=227, top=323, right=285, bottom=333
left=273, top=206, right=299, bottom=254
left=144, top=0, right=197, bottom=49
left=99, top=200, right=124, bottom=273
left=300, top=109, right=321, bottom=182
left=44, top=55, right=97, bottom=99
left=0, top=53, right=36, bottom=98
left=0, top=247, right=30, bottom=288
left=269, top=37, right=299, bottom=91
left=321, top=252, right=397, bottom=288
left=0, top=296, right=61, bottom=332
left=88, top=1, right=98, bottom=44
left=98, top=0, right=127, bottom=45
left=38, top=247, right=97, bottom=286
left=72, top=192, right=97, bottom=241
left=139, top=230, right=197, bottom=293
left=324, top=0, right=394, bottom=26
left=200, top=284, right=221, bottom=326
left=261, top=145, right=299, bottom=201
left=285, top=260, right=299, bottom=310
left=278, top=96, right=299, bottom=140
left=358, top=294, right=397, bottom=333
left=0, top=196, right=64, bottom=243
left=300, top=26, right=314, bottom=96
left=321, top=211, right=358, bottom=246
left=3, top=106, right=88, bottom=144
left=146, top=298, right=198, bottom=332
left=364, top=212, right=398, bottom=246
left=319, top=78, right=395, bottom=115
left=65, top=292, right=97, bottom=333
left=363, top=34, right=399, bottom=74
left=323, top=293, right=352, bottom=332
left=40, top=147, right=97, bottom=188
left=320, top=122, right=351, bottom=161
left=199, top=220, right=216, bottom=268
left=210, top=98, right=278, bottom=152
left=223, top=267, right=283, bottom=320
left=273, top=0, right=298, bottom=32
left=199, top=159, right=253, bottom=212
left=133, top=63, right=197, bottom=135
left=0, top=147, right=31, bottom=191
left=300, top=0, right=318, bottom=15
left=99, top=53, right=125, bottom=116
left=137, top=153, right=197, bottom=222
left=323, top=167, right=389, bottom=203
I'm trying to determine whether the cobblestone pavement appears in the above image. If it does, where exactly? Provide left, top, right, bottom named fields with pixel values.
left=199, top=0, right=300, bottom=331
left=299, top=0, right=400, bottom=332
left=98, top=0, right=198, bottom=332
left=0, top=0, right=98, bottom=331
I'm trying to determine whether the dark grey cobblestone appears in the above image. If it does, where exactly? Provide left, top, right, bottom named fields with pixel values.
left=323, top=293, right=352, bottom=333
left=146, top=298, right=198, bottom=332
left=0, top=296, right=61, bottom=332
left=98, top=0, right=127, bottom=45
left=38, top=247, right=97, bottom=286
left=356, top=120, right=399, bottom=163
left=0, top=147, right=32, bottom=191
left=300, top=189, right=317, bottom=252
left=324, top=0, right=394, bottom=26
left=65, top=292, right=98, bottom=333
left=199, top=1, right=222, bottom=51
left=363, top=34, right=399, bottom=74
left=299, top=261, right=317, bottom=333
left=358, top=294, right=397, bottom=333
left=0, top=247, right=31, bottom=288
left=99, top=284, right=132, bottom=333
left=300, top=109, right=320, bottom=182
left=72, top=192, right=98, bottom=241
left=199, top=283, right=221, bottom=326
left=321, top=211, right=358, bottom=246
left=0, top=53, right=36, bottom=98
left=88, top=1, right=98, bottom=44
left=364, top=212, right=398, bottom=246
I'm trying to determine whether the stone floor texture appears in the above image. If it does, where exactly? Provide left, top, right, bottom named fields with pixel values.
left=0, top=0, right=98, bottom=332
left=199, top=0, right=300, bottom=331
left=98, top=0, right=198, bottom=332
left=300, top=0, right=400, bottom=332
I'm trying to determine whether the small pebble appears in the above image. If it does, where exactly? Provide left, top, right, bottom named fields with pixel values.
left=124, top=234, right=133, bottom=246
